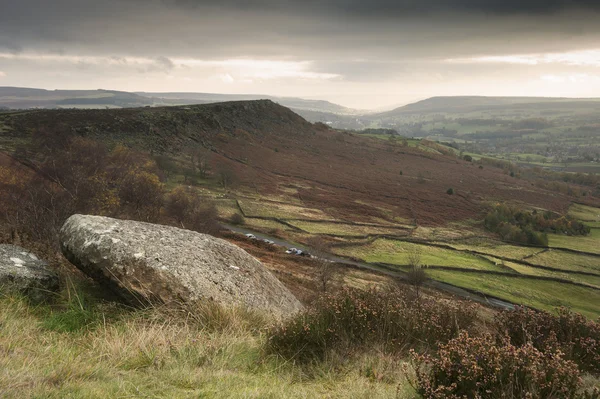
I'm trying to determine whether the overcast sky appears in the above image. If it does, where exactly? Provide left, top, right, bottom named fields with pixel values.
left=1, top=0, right=600, bottom=109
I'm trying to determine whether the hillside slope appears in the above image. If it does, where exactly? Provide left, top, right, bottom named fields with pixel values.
left=373, top=96, right=600, bottom=117
left=0, top=100, right=591, bottom=226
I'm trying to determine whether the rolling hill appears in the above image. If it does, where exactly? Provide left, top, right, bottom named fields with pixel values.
left=1, top=100, right=592, bottom=227
left=0, top=86, right=361, bottom=119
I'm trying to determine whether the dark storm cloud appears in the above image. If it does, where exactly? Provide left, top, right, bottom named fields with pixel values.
left=1, top=0, right=600, bottom=91
left=167, top=0, right=600, bottom=15
left=1, top=0, right=600, bottom=57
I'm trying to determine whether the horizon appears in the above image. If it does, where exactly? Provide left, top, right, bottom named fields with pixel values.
left=2, top=1, right=600, bottom=109
left=4, top=85, right=600, bottom=112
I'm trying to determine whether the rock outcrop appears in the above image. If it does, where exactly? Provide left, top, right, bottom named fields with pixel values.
left=59, top=214, right=303, bottom=317
left=0, top=244, right=59, bottom=302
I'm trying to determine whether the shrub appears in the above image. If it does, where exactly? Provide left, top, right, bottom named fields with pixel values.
left=496, top=306, right=600, bottom=375
left=446, top=188, right=454, bottom=195
left=266, top=288, right=477, bottom=362
left=118, top=171, right=164, bottom=222
left=165, top=186, right=220, bottom=234
left=230, top=213, right=245, bottom=225
left=463, top=155, right=473, bottom=162
left=412, top=332, right=582, bottom=399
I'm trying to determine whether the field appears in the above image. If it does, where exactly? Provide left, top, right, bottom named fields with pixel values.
left=223, top=186, right=600, bottom=318
left=548, top=229, right=600, bottom=254
left=425, top=270, right=600, bottom=319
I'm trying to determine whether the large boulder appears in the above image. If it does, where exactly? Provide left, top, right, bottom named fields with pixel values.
left=59, top=215, right=303, bottom=317
left=0, top=244, right=59, bottom=302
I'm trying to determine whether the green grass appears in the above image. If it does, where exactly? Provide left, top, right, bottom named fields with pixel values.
left=237, top=199, right=329, bottom=220
left=548, top=229, right=600, bottom=254
left=0, top=294, right=415, bottom=398
left=442, top=242, right=542, bottom=260
left=568, top=203, right=600, bottom=223
left=333, top=239, right=505, bottom=272
left=244, top=218, right=294, bottom=232
left=287, top=221, right=407, bottom=236
left=426, top=269, right=600, bottom=319
left=503, top=261, right=600, bottom=289
left=526, top=250, right=600, bottom=274
left=215, top=199, right=240, bottom=219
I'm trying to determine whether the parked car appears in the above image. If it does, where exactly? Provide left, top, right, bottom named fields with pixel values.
left=245, top=233, right=256, bottom=239
left=262, top=239, right=275, bottom=245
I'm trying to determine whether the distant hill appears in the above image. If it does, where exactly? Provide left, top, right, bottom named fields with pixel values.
left=0, top=99, right=585, bottom=226
left=374, top=96, right=600, bottom=117
left=137, top=92, right=361, bottom=115
left=0, top=87, right=361, bottom=118
left=0, top=87, right=154, bottom=109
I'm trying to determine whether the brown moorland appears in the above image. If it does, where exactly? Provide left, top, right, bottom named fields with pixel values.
left=1, top=100, right=597, bottom=227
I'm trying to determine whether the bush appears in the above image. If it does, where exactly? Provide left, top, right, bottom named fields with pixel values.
left=446, top=188, right=454, bottom=195
left=230, top=213, right=245, bottom=225
left=118, top=171, right=164, bottom=222
left=165, top=186, right=220, bottom=234
left=413, top=332, right=583, bottom=399
left=266, top=288, right=477, bottom=362
left=496, top=306, right=600, bottom=375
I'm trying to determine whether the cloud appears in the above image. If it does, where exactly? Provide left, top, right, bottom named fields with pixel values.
left=1, top=1, right=600, bottom=107
left=168, top=0, right=600, bottom=16
left=447, top=49, right=600, bottom=67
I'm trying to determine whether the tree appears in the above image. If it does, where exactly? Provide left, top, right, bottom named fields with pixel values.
left=216, top=164, right=237, bottom=189
left=307, top=237, right=337, bottom=292
left=406, top=248, right=427, bottom=299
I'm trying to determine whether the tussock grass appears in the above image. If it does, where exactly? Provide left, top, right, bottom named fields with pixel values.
left=0, top=285, right=414, bottom=398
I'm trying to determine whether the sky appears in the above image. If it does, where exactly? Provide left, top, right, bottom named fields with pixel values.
left=1, top=0, right=600, bottom=110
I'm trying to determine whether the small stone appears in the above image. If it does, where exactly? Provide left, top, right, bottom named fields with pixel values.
left=0, top=245, right=59, bottom=302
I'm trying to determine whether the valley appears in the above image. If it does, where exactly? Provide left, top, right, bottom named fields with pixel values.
left=2, top=100, right=599, bottom=318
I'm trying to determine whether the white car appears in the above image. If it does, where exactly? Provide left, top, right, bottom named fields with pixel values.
left=245, top=233, right=256, bottom=239
left=285, top=247, right=297, bottom=254
left=262, top=239, right=275, bottom=245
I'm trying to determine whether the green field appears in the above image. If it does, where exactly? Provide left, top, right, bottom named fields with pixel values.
left=427, top=270, right=600, bottom=319
left=569, top=203, right=600, bottom=223
left=526, top=250, right=600, bottom=274
left=333, top=239, right=505, bottom=272
left=287, top=221, right=407, bottom=236
left=444, top=241, right=543, bottom=260
left=232, top=190, right=600, bottom=319
left=548, top=229, right=600, bottom=254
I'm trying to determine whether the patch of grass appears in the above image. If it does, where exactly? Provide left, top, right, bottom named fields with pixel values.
left=445, top=241, right=544, bottom=260
left=214, top=199, right=240, bottom=219
left=0, top=294, right=415, bottom=398
left=411, top=225, right=480, bottom=241
left=244, top=218, right=294, bottom=232
left=503, top=261, right=600, bottom=289
left=426, top=269, right=600, bottom=319
left=569, top=203, right=600, bottom=223
left=526, top=250, right=600, bottom=274
left=238, top=199, right=328, bottom=220
left=548, top=229, right=600, bottom=254
left=287, top=221, right=407, bottom=236
left=333, top=239, right=505, bottom=272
